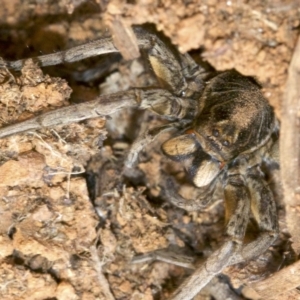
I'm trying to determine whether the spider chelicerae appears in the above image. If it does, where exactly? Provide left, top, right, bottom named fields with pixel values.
left=0, top=26, right=279, bottom=300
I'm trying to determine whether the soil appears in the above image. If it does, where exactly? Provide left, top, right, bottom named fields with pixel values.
left=0, top=1, right=299, bottom=300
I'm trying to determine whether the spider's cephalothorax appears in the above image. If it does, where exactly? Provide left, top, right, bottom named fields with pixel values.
left=0, top=26, right=279, bottom=300
left=194, top=71, right=276, bottom=160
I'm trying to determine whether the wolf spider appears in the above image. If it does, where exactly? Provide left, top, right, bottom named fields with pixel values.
left=0, top=26, right=279, bottom=299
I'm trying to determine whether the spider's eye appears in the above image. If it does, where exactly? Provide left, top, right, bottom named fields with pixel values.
left=222, top=140, right=230, bottom=147
left=212, top=129, right=219, bottom=137
left=180, top=90, right=186, bottom=97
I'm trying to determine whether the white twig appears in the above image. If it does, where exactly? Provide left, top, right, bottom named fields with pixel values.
left=90, top=245, right=115, bottom=300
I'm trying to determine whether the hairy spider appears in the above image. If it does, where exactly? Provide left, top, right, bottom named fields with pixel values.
left=0, top=26, right=279, bottom=299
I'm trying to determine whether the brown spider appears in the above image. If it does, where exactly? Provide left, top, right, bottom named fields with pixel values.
left=0, top=26, right=279, bottom=299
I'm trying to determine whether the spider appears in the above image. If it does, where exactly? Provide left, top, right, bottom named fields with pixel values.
left=0, top=26, right=279, bottom=300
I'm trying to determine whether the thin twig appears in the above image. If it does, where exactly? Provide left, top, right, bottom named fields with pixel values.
left=90, top=245, right=115, bottom=300
left=280, top=35, right=300, bottom=254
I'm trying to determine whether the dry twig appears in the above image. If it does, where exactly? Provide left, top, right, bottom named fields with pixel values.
left=280, top=35, right=300, bottom=254
left=90, top=245, right=115, bottom=300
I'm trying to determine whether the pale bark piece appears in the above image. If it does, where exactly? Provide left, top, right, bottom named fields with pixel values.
left=280, top=36, right=300, bottom=254
left=109, top=15, right=140, bottom=60
left=250, top=260, right=300, bottom=299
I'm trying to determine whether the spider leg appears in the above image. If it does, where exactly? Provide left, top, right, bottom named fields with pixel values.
left=132, top=246, right=195, bottom=269
left=0, top=90, right=135, bottom=138
left=0, top=37, right=119, bottom=71
left=1, top=27, right=199, bottom=95
left=133, top=249, right=243, bottom=300
left=230, top=166, right=279, bottom=265
left=125, top=122, right=187, bottom=168
left=170, top=172, right=251, bottom=300
left=162, top=133, right=223, bottom=210
left=165, top=177, right=220, bottom=211
left=0, top=88, right=195, bottom=139
left=263, top=130, right=280, bottom=166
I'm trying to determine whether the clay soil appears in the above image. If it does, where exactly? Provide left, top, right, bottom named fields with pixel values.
left=0, top=1, right=299, bottom=300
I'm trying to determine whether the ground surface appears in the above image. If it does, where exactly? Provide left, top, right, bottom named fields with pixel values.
left=0, top=1, right=299, bottom=300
